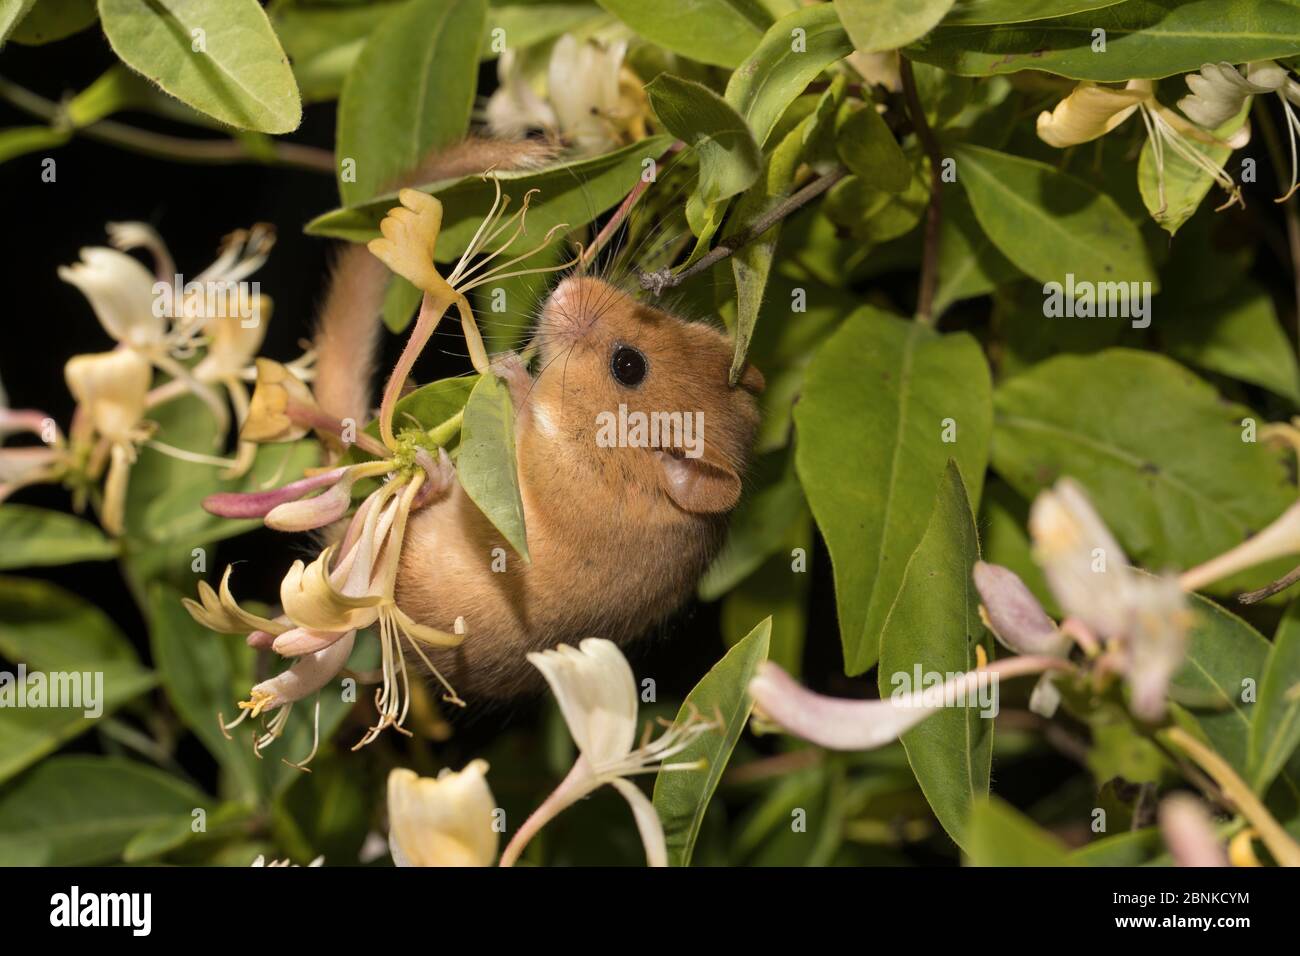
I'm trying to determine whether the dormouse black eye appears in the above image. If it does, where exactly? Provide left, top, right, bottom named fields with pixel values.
left=610, top=344, right=647, bottom=388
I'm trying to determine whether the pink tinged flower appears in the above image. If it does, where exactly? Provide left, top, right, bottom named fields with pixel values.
left=972, top=561, right=1070, bottom=658
left=272, top=625, right=352, bottom=657
left=1159, top=794, right=1228, bottom=867
left=245, top=629, right=356, bottom=715
left=203, top=467, right=347, bottom=518
left=749, top=656, right=1070, bottom=752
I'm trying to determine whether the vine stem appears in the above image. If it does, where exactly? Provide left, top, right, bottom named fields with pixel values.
left=1164, top=727, right=1300, bottom=866
left=638, top=166, right=847, bottom=294
left=0, top=76, right=334, bottom=174
left=900, top=56, right=944, bottom=327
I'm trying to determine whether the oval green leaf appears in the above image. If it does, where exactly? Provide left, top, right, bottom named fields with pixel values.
left=99, top=0, right=302, bottom=133
left=647, top=74, right=761, bottom=205
left=458, top=372, right=529, bottom=561
left=652, top=616, right=771, bottom=866
left=336, top=0, right=486, bottom=203
left=0, top=505, right=117, bottom=569
left=595, top=0, right=768, bottom=68
left=835, top=0, right=955, bottom=53
left=794, top=307, right=992, bottom=675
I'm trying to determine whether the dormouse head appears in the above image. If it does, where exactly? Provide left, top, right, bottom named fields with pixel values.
left=530, top=276, right=763, bottom=514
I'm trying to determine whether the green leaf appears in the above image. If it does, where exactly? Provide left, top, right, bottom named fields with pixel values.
left=992, top=349, right=1295, bottom=595
left=794, top=307, right=992, bottom=674
left=955, top=144, right=1157, bottom=288
left=382, top=275, right=423, bottom=334
left=8, top=0, right=95, bottom=44
left=458, top=372, right=529, bottom=560
left=0, top=756, right=205, bottom=865
left=372, top=374, right=477, bottom=441
left=336, top=0, right=486, bottom=203
left=306, top=134, right=675, bottom=247
left=723, top=3, right=851, bottom=147
left=647, top=74, right=761, bottom=205
left=1069, top=827, right=1165, bottom=865
left=1169, top=587, right=1277, bottom=786
left=944, top=0, right=1126, bottom=25
left=652, top=617, right=771, bottom=866
left=0, top=576, right=142, bottom=671
left=0, top=0, right=35, bottom=44
left=1249, top=601, right=1300, bottom=792
left=932, top=183, right=1021, bottom=315
left=483, top=4, right=605, bottom=58
left=836, top=104, right=911, bottom=193
left=0, top=505, right=117, bottom=568
left=965, top=797, right=1073, bottom=865
left=912, top=0, right=1300, bottom=81
left=272, top=0, right=399, bottom=103
left=834, top=0, right=955, bottom=54
left=878, top=461, right=992, bottom=853
left=144, top=582, right=261, bottom=802
left=1138, top=126, right=1233, bottom=236
left=98, top=0, right=302, bottom=134
left=0, top=577, right=155, bottom=784
left=1165, top=281, right=1300, bottom=406
left=594, top=0, right=768, bottom=68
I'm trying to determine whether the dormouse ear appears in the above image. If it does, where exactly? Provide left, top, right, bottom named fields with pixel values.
left=656, top=451, right=742, bottom=514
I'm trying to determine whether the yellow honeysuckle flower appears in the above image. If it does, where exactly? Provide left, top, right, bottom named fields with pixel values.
left=181, top=565, right=289, bottom=637
left=387, top=763, right=499, bottom=867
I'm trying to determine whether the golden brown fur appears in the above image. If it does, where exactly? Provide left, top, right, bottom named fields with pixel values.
left=312, top=142, right=762, bottom=701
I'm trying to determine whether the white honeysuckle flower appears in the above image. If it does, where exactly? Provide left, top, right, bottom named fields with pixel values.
left=0, top=372, right=66, bottom=504
left=1179, top=60, right=1300, bottom=197
left=485, top=48, right=559, bottom=141
left=387, top=763, right=498, bottom=867
left=1037, top=79, right=1242, bottom=216
left=499, top=638, right=716, bottom=867
left=58, top=247, right=165, bottom=350
left=485, top=34, right=648, bottom=157
left=193, top=301, right=271, bottom=384
left=1029, top=478, right=1133, bottom=640
left=1028, top=479, right=1190, bottom=721
left=1179, top=61, right=1282, bottom=130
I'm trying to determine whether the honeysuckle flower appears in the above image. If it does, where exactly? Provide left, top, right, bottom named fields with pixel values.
left=748, top=654, right=1070, bottom=752
left=1180, top=499, right=1300, bottom=597
left=64, top=349, right=153, bottom=535
left=1029, top=479, right=1192, bottom=721
left=498, top=638, right=718, bottom=867
left=366, top=184, right=575, bottom=448
left=1037, top=79, right=1243, bottom=218
left=62, top=222, right=279, bottom=444
left=972, top=561, right=1071, bottom=658
left=1180, top=61, right=1300, bottom=200
left=387, top=763, right=498, bottom=867
left=240, top=358, right=328, bottom=445
left=59, top=247, right=165, bottom=350
left=486, top=34, right=649, bottom=156
left=0, top=382, right=67, bottom=504
left=1159, top=794, right=1229, bottom=867
left=195, top=440, right=464, bottom=762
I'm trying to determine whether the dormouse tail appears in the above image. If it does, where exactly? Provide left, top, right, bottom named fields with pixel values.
left=312, top=138, right=558, bottom=425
